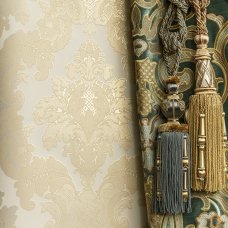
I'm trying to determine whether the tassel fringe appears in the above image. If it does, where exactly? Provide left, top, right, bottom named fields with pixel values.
left=154, top=131, right=191, bottom=214
left=189, top=93, right=225, bottom=191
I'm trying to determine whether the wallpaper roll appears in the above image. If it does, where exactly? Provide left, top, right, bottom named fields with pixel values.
left=131, top=0, right=228, bottom=227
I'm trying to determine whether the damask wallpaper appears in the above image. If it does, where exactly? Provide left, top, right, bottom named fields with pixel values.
left=0, top=1, right=147, bottom=227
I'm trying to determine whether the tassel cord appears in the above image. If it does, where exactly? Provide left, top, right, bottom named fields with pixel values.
left=189, top=0, right=209, bottom=35
left=159, top=0, right=189, bottom=76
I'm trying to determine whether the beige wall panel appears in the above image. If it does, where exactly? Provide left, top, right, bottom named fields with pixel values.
left=0, top=1, right=146, bottom=227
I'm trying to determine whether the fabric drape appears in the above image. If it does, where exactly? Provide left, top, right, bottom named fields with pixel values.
left=131, top=0, right=228, bottom=227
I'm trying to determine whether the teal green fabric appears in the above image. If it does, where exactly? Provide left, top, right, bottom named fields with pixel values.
left=131, top=0, right=228, bottom=226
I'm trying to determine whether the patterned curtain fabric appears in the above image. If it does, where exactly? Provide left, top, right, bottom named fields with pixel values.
left=131, top=0, right=228, bottom=227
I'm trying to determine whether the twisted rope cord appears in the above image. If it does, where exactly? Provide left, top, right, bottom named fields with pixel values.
left=159, top=0, right=189, bottom=76
left=189, top=0, right=209, bottom=35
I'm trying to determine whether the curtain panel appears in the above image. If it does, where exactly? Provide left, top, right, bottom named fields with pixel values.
left=131, top=0, right=228, bottom=227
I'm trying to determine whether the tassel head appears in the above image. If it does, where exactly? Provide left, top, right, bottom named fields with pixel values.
left=161, top=78, right=185, bottom=122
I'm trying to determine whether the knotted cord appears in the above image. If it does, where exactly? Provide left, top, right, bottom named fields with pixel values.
left=159, top=0, right=189, bottom=76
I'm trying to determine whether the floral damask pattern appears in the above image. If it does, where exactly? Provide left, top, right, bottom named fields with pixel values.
left=33, top=42, right=133, bottom=186
left=0, top=0, right=146, bottom=227
left=0, top=0, right=28, bottom=36
left=42, top=156, right=143, bottom=228
left=0, top=192, right=17, bottom=228
left=196, top=211, right=228, bottom=227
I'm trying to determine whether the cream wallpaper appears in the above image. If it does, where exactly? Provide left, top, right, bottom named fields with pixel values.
left=0, top=0, right=147, bottom=227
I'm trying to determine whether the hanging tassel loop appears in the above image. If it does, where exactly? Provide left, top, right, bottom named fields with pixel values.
left=153, top=0, right=191, bottom=214
left=153, top=77, right=191, bottom=214
left=188, top=0, right=226, bottom=192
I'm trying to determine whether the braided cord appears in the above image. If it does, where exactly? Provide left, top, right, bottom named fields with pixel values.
left=159, top=0, right=189, bottom=76
left=189, top=0, right=209, bottom=35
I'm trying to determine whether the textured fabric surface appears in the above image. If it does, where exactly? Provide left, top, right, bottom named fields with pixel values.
left=0, top=1, right=147, bottom=227
left=131, top=0, right=228, bottom=227
left=154, top=132, right=191, bottom=214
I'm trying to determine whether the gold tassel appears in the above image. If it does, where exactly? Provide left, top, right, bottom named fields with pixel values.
left=188, top=0, right=226, bottom=191
left=189, top=93, right=225, bottom=191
